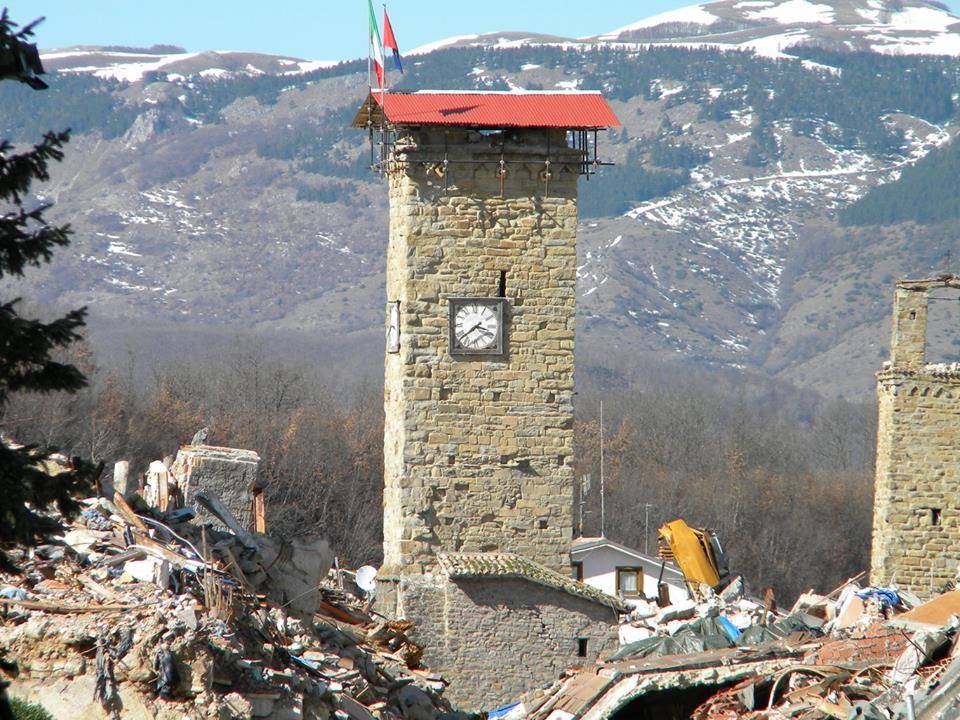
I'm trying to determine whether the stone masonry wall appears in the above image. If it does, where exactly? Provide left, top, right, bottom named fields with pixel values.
left=379, top=575, right=620, bottom=710
left=872, top=370, right=960, bottom=594
left=382, top=128, right=582, bottom=576
left=890, top=285, right=928, bottom=368
left=872, top=279, right=960, bottom=595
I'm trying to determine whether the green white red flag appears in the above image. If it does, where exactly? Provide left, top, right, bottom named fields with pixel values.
left=368, top=0, right=384, bottom=89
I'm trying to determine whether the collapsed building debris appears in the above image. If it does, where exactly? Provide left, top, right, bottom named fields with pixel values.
left=518, top=576, right=960, bottom=720
left=0, top=447, right=467, bottom=720
left=141, top=445, right=264, bottom=533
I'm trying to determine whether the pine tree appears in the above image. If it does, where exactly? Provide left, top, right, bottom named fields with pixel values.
left=0, top=10, right=97, bottom=574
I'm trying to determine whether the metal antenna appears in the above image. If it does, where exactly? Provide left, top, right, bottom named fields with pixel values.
left=578, top=474, right=591, bottom=538
left=600, top=400, right=605, bottom=538
left=578, top=478, right=583, bottom=537
left=643, top=503, right=654, bottom=555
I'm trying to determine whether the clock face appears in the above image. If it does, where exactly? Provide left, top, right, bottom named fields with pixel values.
left=454, top=303, right=500, bottom=351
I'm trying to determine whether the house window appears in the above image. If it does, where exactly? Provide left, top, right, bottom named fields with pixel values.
left=616, top=567, right=643, bottom=597
left=571, top=561, right=584, bottom=582
left=577, top=638, right=589, bottom=658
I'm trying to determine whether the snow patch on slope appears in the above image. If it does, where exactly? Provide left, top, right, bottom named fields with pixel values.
left=744, top=0, right=835, bottom=24
left=407, top=34, right=481, bottom=56
left=887, top=5, right=958, bottom=32
left=41, top=49, right=336, bottom=82
left=599, top=5, right=720, bottom=39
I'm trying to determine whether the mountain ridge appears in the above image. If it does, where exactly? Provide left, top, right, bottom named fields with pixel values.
left=40, top=0, right=960, bottom=83
left=407, top=0, right=960, bottom=58
left=11, top=8, right=960, bottom=399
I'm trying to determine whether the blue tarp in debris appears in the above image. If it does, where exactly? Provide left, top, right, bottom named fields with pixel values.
left=856, top=588, right=900, bottom=608
left=609, top=612, right=823, bottom=662
left=717, top=616, right=742, bottom=643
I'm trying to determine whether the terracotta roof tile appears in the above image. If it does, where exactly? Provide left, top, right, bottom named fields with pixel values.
left=352, top=91, right=620, bottom=129
left=437, top=552, right=631, bottom=612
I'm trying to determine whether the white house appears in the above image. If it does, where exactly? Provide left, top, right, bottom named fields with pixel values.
left=570, top=536, right=689, bottom=609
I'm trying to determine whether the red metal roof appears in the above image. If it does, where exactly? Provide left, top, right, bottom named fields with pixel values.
left=355, top=91, right=619, bottom=129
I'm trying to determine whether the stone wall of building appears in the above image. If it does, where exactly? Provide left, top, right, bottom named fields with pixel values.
left=382, top=127, right=582, bottom=577
left=872, top=278, right=960, bottom=595
left=379, top=575, right=620, bottom=710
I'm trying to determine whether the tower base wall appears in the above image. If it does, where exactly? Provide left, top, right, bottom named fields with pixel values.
left=376, top=575, right=619, bottom=710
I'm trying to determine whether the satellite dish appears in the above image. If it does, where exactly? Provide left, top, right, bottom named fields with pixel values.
left=355, top=565, right=378, bottom=593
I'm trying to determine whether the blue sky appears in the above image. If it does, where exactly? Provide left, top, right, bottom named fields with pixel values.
left=10, top=1, right=960, bottom=62
left=9, top=0, right=954, bottom=61
left=9, top=1, right=684, bottom=59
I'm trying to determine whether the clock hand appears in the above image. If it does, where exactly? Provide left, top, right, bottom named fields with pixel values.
left=466, top=326, right=495, bottom=345
left=459, top=322, right=483, bottom=341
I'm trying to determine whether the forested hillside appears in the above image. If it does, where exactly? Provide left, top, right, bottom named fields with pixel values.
left=6, top=0, right=960, bottom=603
left=4, top=38, right=957, bottom=398
left=842, top=133, right=960, bottom=225
left=2, top=340, right=873, bottom=602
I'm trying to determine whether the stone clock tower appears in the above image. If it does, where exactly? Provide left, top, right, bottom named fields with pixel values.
left=353, top=91, right=622, bottom=709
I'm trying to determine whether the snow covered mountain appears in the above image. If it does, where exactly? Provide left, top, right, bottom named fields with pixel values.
left=11, top=4, right=960, bottom=398
left=42, top=0, right=960, bottom=84
left=412, top=0, right=960, bottom=59
left=597, top=0, right=960, bottom=57
left=40, top=45, right=335, bottom=81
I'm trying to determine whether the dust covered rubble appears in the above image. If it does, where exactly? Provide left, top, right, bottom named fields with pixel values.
left=521, top=574, right=960, bottom=720
left=0, top=451, right=470, bottom=720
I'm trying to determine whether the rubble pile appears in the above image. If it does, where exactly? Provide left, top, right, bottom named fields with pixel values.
left=0, top=484, right=464, bottom=720
left=523, top=577, right=960, bottom=720
left=615, top=577, right=793, bottom=652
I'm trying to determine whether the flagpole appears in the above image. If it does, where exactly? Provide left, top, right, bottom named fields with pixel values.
left=381, top=3, right=388, bottom=172
left=382, top=4, right=387, bottom=123
left=367, top=0, right=372, bottom=94
left=380, top=3, right=387, bottom=97
left=367, top=1, right=373, bottom=168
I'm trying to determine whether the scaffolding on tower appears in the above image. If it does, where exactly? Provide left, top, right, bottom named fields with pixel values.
left=353, top=90, right=620, bottom=190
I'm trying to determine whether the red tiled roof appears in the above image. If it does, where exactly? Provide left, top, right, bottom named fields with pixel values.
left=353, top=91, right=620, bottom=129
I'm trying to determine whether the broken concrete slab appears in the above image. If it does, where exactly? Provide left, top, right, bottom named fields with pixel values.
left=888, top=628, right=950, bottom=684
left=122, top=557, right=170, bottom=590
left=889, top=590, right=960, bottom=632
left=811, top=623, right=911, bottom=665
left=834, top=595, right=866, bottom=631
left=171, top=445, right=261, bottom=531
left=144, top=460, right=172, bottom=511
left=113, top=460, right=131, bottom=498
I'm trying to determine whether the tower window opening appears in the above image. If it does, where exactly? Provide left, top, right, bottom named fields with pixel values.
left=577, top=638, right=588, bottom=658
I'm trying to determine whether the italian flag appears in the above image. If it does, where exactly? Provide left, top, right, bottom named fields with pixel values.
left=368, top=0, right=385, bottom=89
left=383, top=9, right=403, bottom=73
